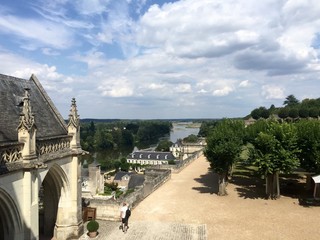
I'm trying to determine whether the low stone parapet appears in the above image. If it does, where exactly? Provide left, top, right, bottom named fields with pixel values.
left=83, top=168, right=171, bottom=221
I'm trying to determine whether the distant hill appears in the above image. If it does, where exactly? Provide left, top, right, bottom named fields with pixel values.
left=80, top=118, right=222, bottom=123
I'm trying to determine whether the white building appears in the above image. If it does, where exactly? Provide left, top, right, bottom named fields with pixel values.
left=127, top=151, right=176, bottom=165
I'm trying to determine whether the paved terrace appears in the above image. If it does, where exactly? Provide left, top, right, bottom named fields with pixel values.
left=80, top=154, right=320, bottom=240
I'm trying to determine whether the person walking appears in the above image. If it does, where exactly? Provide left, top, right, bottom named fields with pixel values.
left=119, top=202, right=128, bottom=232
left=124, top=204, right=131, bottom=232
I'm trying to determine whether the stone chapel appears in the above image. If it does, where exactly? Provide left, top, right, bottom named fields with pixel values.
left=0, top=73, right=84, bottom=239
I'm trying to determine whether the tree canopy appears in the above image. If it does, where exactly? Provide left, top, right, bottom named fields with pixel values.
left=204, top=119, right=245, bottom=195
left=283, top=94, right=300, bottom=107
left=248, top=95, right=320, bottom=120
left=296, top=120, right=320, bottom=173
left=249, top=120, right=300, bottom=198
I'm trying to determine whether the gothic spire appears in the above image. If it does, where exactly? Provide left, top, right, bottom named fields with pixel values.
left=17, top=88, right=35, bottom=132
left=68, top=98, right=79, bottom=129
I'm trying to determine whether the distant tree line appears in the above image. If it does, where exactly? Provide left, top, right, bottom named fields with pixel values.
left=198, top=120, right=220, bottom=137
left=204, top=118, right=320, bottom=199
left=250, top=95, right=320, bottom=120
left=80, top=120, right=172, bottom=152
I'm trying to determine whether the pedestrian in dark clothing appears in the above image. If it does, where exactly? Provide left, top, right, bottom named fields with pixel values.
left=124, top=205, right=131, bottom=232
left=119, top=202, right=127, bottom=231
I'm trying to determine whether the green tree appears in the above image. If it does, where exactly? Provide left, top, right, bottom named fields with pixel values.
left=136, top=121, right=171, bottom=142
left=94, top=129, right=114, bottom=150
left=251, top=108, right=261, bottom=120
left=249, top=121, right=300, bottom=199
left=288, top=107, right=299, bottom=119
left=156, top=140, right=173, bottom=152
left=278, top=107, right=289, bottom=119
left=198, top=120, right=219, bottom=137
left=183, top=134, right=198, bottom=143
left=204, top=119, right=245, bottom=196
left=121, top=129, right=134, bottom=147
left=120, top=162, right=130, bottom=172
left=125, top=122, right=139, bottom=134
left=296, top=120, right=320, bottom=173
left=299, top=108, right=309, bottom=118
left=283, top=95, right=299, bottom=107
left=251, top=107, right=270, bottom=120
left=89, top=121, right=96, bottom=134
left=244, top=119, right=269, bottom=143
left=309, top=107, right=319, bottom=118
left=268, top=104, right=276, bottom=115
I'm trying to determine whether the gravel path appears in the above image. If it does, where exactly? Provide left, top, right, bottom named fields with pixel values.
left=81, top=154, right=320, bottom=240
left=131, top=154, right=320, bottom=240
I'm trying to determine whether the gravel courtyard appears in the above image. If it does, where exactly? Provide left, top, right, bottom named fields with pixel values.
left=81, top=154, right=320, bottom=240
left=130, top=154, right=320, bottom=240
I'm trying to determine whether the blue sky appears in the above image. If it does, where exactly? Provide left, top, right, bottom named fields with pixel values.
left=1, top=0, right=320, bottom=119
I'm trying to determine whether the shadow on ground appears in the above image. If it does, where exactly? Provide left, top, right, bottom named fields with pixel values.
left=229, top=164, right=265, bottom=199
left=298, top=198, right=320, bottom=207
left=195, top=163, right=315, bottom=202
left=231, top=164, right=314, bottom=201
left=193, top=168, right=219, bottom=194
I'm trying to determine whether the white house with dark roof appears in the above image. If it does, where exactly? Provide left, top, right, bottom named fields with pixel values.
left=113, top=171, right=134, bottom=188
left=127, top=151, right=176, bottom=165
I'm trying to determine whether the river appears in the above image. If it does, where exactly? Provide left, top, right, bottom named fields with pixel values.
left=169, top=122, right=200, bottom=143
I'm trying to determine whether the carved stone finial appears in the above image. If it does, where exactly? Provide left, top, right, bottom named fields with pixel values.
left=68, top=98, right=80, bottom=129
left=17, top=88, right=35, bottom=132
left=68, top=98, right=81, bottom=149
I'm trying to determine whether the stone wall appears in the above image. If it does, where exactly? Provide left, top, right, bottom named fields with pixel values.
left=152, top=150, right=203, bottom=173
left=84, top=168, right=171, bottom=221
left=84, top=151, right=202, bottom=222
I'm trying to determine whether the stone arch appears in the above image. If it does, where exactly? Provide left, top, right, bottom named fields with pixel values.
left=40, top=163, right=70, bottom=239
left=0, top=187, right=23, bottom=240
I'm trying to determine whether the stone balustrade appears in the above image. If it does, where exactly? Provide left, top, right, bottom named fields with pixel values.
left=0, top=135, right=72, bottom=173
left=0, top=142, right=24, bottom=164
left=36, top=135, right=71, bottom=156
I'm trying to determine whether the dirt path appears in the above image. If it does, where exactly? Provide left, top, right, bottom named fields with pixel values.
left=131, top=154, right=320, bottom=240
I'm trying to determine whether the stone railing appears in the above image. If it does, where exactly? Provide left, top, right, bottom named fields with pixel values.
left=150, top=150, right=203, bottom=173
left=85, top=168, right=171, bottom=221
left=0, top=142, right=24, bottom=164
left=0, top=142, right=24, bottom=174
left=36, top=135, right=71, bottom=156
left=0, top=135, right=73, bottom=174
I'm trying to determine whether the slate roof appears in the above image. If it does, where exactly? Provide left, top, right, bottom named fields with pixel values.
left=114, top=171, right=134, bottom=181
left=0, top=74, right=68, bottom=143
left=127, top=151, right=176, bottom=161
left=128, top=174, right=145, bottom=189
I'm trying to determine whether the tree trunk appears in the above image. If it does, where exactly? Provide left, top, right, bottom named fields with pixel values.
left=306, top=174, right=313, bottom=191
left=229, top=164, right=234, bottom=179
left=218, top=172, right=228, bottom=196
left=265, top=172, right=280, bottom=199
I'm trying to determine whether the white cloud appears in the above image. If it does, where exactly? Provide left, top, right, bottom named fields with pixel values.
left=198, top=89, right=208, bottom=94
left=261, top=85, right=285, bottom=100
left=213, top=86, right=234, bottom=97
left=42, top=48, right=60, bottom=56
left=137, top=0, right=263, bottom=58
left=98, top=77, right=134, bottom=97
left=147, top=83, right=165, bottom=90
left=0, top=15, right=73, bottom=49
left=175, top=83, right=192, bottom=93
left=239, top=80, right=249, bottom=87
left=73, top=0, right=110, bottom=15
left=2, top=0, right=320, bottom=119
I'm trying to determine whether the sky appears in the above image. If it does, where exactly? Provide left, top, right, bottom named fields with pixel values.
left=1, top=0, right=320, bottom=119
